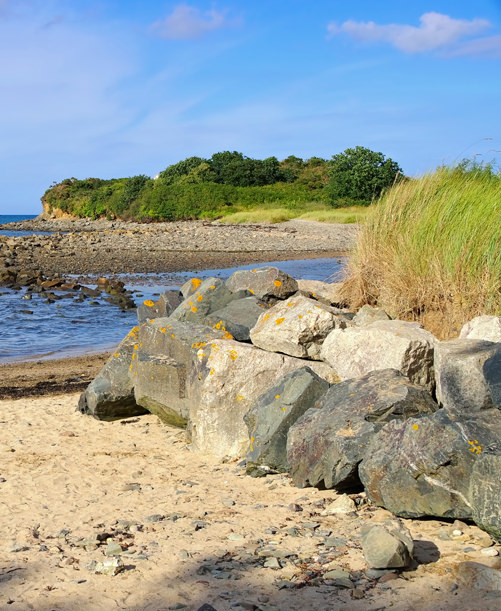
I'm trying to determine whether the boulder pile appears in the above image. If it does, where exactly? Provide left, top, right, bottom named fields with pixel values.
left=79, top=266, right=501, bottom=542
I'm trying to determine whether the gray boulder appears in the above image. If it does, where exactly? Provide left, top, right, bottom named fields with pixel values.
left=470, top=453, right=501, bottom=541
left=360, top=518, right=414, bottom=569
left=170, top=277, right=248, bottom=326
left=434, top=339, right=501, bottom=416
left=287, top=369, right=438, bottom=490
left=78, top=327, right=147, bottom=421
left=137, top=289, right=182, bottom=324
left=359, top=409, right=501, bottom=520
left=460, top=315, right=501, bottom=343
left=205, top=296, right=269, bottom=341
left=320, top=320, right=436, bottom=390
left=244, top=367, right=329, bottom=476
left=296, top=279, right=345, bottom=306
left=226, top=266, right=298, bottom=301
left=352, top=305, right=391, bottom=326
left=250, top=294, right=345, bottom=360
left=189, top=340, right=337, bottom=459
left=131, top=318, right=230, bottom=424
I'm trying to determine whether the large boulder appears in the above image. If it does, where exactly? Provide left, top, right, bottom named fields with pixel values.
left=170, top=277, right=247, bottom=326
left=226, top=266, right=298, bottom=301
left=137, top=290, right=182, bottom=324
left=459, top=315, right=501, bottom=343
left=77, top=327, right=147, bottom=421
left=359, top=409, right=501, bottom=521
left=287, top=369, right=438, bottom=490
left=244, top=367, right=329, bottom=476
left=205, top=297, right=269, bottom=341
left=132, top=318, right=230, bottom=424
left=189, top=340, right=338, bottom=459
left=434, top=339, right=501, bottom=417
left=250, top=294, right=346, bottom=360
left=296, top=279, right=345, bottom=307
left=320, top=320, right=436, bottom=390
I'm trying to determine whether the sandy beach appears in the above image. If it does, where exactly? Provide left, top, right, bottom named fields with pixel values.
left=1, top=390, right=500, bottom=611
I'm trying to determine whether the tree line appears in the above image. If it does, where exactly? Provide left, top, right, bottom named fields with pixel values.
left=42, top=147, right=404, bottom=220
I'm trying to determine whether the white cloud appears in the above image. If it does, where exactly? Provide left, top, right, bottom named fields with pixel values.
left=151, top=4, right=232, bottom=40
left=328, top=12, right=492, bottom=55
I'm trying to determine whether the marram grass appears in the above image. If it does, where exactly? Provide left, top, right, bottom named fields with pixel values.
left=341, top=164, right=501, bottom=339
left=219, top=205, right=368, bottom=225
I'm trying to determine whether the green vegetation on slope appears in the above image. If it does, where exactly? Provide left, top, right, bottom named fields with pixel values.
left=42, top=148, right=402, bottom=221
left=341, top=162, right=501, bottom=338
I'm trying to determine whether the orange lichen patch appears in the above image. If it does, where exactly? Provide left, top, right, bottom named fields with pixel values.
left=143, top=300, right=155, bottom=307
left=191, top=306, right=198, bottom=312
left=250, top=436, right=255, bottom=451
left=151, top=377, right=155, bottom=380
left=275, top=395, right=280, bottom=399
left=189, top=301, right=193, bottom=306
left=236, top=395, right=244, bottom=401
left=114, top=353, right=120, bottom=358
left=209, top=368, right=215, bottom=376
left=214, top=321, right=223, bottom=330
left=275, top=317, right=285, bottom=326
left=263, top=314, right=270, bottom=321
left=274, top=280, right=282, bottom=287
left=468, top=440, right=482, bottom=454
left=282, top=407, right=287, bottom=412
left=192, top=342, right=207, bottom=349
left=228, top=349, right=238, bottom=361
left=197, top=295, right=204, bottom=302
left=287, top=302, right=295, bottom=307
left=223, top=331, right=234, bottom=340
left=249, top=289, right=255, bottom=294
left=412, top=424, right=419, bottom=430
left=191, top=278, right=202, bottom=289
left=134, top=344, right=139, bottom=350
left=160, top=328, right=167, bottom=334
left=210, top=285, right=216, bottom=290
left=171, top=334, right=175, bottom=338
left=298, top=315, right=303, bottom=319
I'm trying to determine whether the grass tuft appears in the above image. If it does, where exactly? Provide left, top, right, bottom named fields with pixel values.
left=340, top=164, right=501, bottom=339
left=219, top=205, right=368, bottom=225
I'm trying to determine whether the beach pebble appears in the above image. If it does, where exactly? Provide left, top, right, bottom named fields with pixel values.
left=481, top=547, right=499, bottom=557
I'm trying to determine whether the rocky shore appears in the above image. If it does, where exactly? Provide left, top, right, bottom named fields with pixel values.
left=0, top=218, right=357, bottom=276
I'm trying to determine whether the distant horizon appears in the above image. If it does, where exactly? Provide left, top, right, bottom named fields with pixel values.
left=1, top=0, right=499, bottom=214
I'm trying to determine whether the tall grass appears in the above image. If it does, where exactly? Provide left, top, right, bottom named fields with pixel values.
left=341, top=164, right=501, bottom=338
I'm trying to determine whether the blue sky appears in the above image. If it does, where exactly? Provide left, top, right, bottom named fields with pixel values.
left=1, top=0, right=500, bottom=214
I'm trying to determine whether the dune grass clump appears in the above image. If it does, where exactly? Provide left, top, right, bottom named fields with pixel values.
left=341, top=163, right=501, bottom=338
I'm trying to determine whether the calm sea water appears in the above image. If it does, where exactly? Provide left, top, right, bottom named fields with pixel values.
left=0, top=257, right=345, bottom=363
left=0, top=214, right=55, bottom=237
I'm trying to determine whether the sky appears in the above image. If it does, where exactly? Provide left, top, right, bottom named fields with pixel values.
left=1, top=0, right=500, bottom=214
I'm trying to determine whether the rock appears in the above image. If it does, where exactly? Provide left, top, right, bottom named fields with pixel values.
left=77, top=327, right=147, bottom=421
left=105, top=541, right=123, bottom=556
left=245, top=367, right=329, bottom=476
left=359, top=409, right=501, bottom=520
left=206, top=297, right=269, bottom=341
left=250, top=294, right=345, bottom=360
left=320, top=320, right=436, bottom=390
left=189, top=340, right=335, bottom=459
left=89, top=557, right=125, bottom=576
left=296, top=279, right=344, bottom=306
left=321, top=494, right=357, bottom=515
left=137, top=289, right=182, bottom=324
left=352, top=305, right=391, bottom=326
left=460, top=316, right=501, bottom=343
left=181, top=277, right=204, bottom=298
left=132, top=319, right=229, bottom=425
left=455, top=561, right=501, bottom=591
left=287, top=369, right=438, bottom=489
left=434, top=339, right=501, bottom=416
left=170, top=277, right=247, bottom=326
left=470, top=454, right=501, bottom=541
left=226, top=266, right=298, bottom=301
left=361, top=518, right=414, bottom=569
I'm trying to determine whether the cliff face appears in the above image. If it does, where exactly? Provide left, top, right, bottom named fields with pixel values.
left=38, top=200, right=76, bottom=220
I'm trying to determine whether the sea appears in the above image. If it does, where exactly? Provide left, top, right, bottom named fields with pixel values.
left=0, top=214, right=345, bottom=363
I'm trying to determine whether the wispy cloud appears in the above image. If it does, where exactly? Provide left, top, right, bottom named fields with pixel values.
left=151, top=3, right=234, bottom=40
left=328, top=12, right=494, bottom=55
